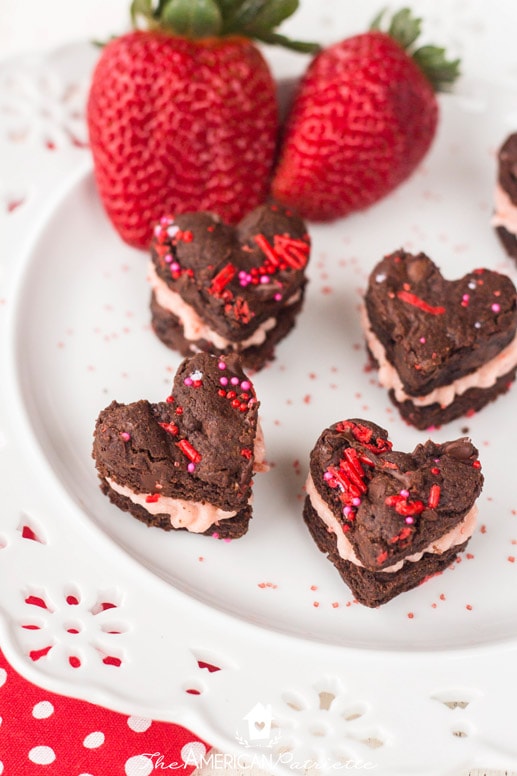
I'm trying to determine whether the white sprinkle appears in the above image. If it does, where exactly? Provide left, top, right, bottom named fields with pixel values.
left=474, top=321, right=481, bottom=328
left=375, top=273, right=386, bottom=283
left=189, top=369, right=203, bottom=381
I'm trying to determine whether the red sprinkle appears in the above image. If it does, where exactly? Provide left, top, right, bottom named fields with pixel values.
left=273, top=234, right=310, bottom=269
left=472, top=460, right=481, bottom=469
left=209, top=263, right=237, bottom=295
left=254, top=233, right=280, bottom=267
left=377, top=550, right=388, bottom=565
left=428, top=484, right=441, bottom=509
left=241, top=448, right=252, bottom=459
left=385, top=493, right=425, bottom=516
left=145, top=493, right=160, bottom=503
left=396, top=289, right=446, bottom=315
left=159, top=422, right=179, bottom=436
left=336, top=421, right=393, bottom=454
left=176, top=439, right=202, bottom=464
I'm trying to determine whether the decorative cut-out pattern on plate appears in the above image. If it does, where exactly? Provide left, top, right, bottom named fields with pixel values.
left=0, top=60, right=88, bottom=149
left=20, top=584, right=128, bottom=669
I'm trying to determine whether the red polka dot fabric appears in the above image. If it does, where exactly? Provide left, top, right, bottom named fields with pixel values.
left=0, top=648, right=208, bottom=774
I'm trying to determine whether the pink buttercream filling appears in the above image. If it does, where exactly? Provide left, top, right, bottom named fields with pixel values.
left=148, top=263, right=286, bottom=350
left=107, top=479, right=237, bottom=533
left=107, top=423, right=268, bottom=533
left=305, top=473, right=477, bottom=573
left=362, top=305, right=517, bottom=408
left=492, top=184, right=517, bottom=234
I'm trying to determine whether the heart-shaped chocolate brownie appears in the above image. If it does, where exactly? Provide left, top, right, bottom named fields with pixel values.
left=363, top=250, right=517, bottom=428
left=304, top=418, right=483, bottom=607
left=92, top=352, right=267, bottom=539
left=493, top=132, right=517, bottom=263
left=147, top=201, right=311, bottom=370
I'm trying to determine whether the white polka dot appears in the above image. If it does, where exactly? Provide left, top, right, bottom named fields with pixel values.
left=32, top=701, right=54, bottom=719
left=28, top=746, right=56, bottom=765
left=125, top=754, right=153, bottom=776
left=127, top=716, right=152, bottom=733
left=0, top=669, right=7, bottom=688
left=83, top=731, right=105, bottom=749
left=181, top=741, right=207, bottom=767
left=0, top=760, right=4, bottom=774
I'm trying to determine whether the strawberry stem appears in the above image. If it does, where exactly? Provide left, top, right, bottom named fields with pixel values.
left=131, top=0, right=319, bottom=50
left=370, top=6, right=460, bottom=92
left=161, top=0, right=223, bottom=37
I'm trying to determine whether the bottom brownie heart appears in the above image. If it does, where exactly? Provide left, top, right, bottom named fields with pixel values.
left=92, top=352, right=267, bottom=539
left=304, top=418, right=483, bottom=606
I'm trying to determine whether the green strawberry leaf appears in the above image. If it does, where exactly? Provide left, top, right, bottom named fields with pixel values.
left=387, top=7, right=422, bottom=49
left=161, top=0, right=223, bottom=37
left=130, top=0, right=155, bottom=27
left=370, top=6, right=421, bottom=48
left=254, top=30, right=320, bottom=53
left=371, top=6, right=460, bottom=92
left=412, top=45, right=461, bottom=91
left=224, top=0, right=298, bottom=34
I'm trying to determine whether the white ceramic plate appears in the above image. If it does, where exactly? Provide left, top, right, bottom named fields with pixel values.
left=2, top=2, right=517, bottom=774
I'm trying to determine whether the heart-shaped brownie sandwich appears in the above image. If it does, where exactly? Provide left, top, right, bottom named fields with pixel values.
left=147, top=201, right=311, bottom=370
left=92, top=353, right=267, bottom=539
left=363, top=250, right=517, bottom=428
left=304, top=418, right=483, bottom=607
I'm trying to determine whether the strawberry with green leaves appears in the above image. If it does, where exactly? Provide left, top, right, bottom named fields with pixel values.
left=271, top=8, right=460, bottom=222
left=87, top=0, right=317, bottom=250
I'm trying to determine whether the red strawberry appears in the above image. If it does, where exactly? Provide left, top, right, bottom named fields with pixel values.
left=87, top=0, right=318, bottom=249
left=271, top=8, right=460, bottom=222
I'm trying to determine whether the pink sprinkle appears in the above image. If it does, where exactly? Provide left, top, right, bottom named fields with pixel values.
left=230, top=376, right=239, bottom=385
left=241, top=380, right=251, bottom=391
left=274, top=293, right=282, bottom=301
left=400, top=489, right=409, bottom=498
left=120, top=432, right=131, bottom=442
left=405, top=516, right=414, bottom=525
left=492, top=303, right=501, bottom=313
left=218, top=361, right=226, bottom=370
left=419, top=337, right=426, bottom=344
left=260, top=275, right=269, bottom=284
left=187, top=463, right=196, bottom=473
left=352, top=497, right=361, bottom=506
left=343, top=505, right=353, bottom=516
left=323, top=471, right=333, bottom=481
left=164, top=253, right=173, bottom=263
left=171, top=262, right=180, bottom=272
left=184, top=377, right=193, bottom=386
left=220, top=376, right=228, bottom=386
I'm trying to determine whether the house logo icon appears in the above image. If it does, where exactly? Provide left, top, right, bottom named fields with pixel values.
left=244, top=702, right=273, bottom=741
left=235, top=702, right=281, bottom=748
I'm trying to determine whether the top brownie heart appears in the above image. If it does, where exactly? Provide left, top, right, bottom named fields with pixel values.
left=147, top=201, right=311, bottom=369
left=364, top=249, right=517, bottom=397
left=92, top=352, right=265, bottom=539
left=306, top=418, right=483, bottom=573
